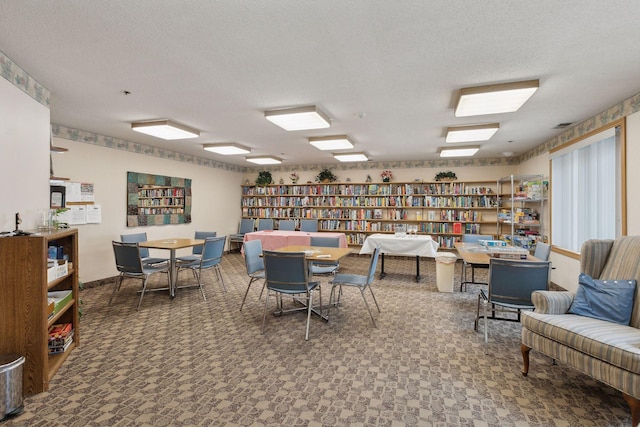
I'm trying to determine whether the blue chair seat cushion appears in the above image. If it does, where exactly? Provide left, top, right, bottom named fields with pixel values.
left=270, top=281, right=320, bottom=294
left=568, top=273, right=636, bottom=325
left=331, top=273, right=368, bottom=287
left=177, top=254, right=200, bottom=263
left=143, top=257, right=169, bottom=265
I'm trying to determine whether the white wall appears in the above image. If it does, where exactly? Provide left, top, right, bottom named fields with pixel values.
left=0, top=77, right=50, bottom=231
left=53, top=137, right=243, bottom=282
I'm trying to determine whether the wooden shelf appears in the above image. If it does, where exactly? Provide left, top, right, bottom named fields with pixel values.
left=0, top=228, right=80, bottom=396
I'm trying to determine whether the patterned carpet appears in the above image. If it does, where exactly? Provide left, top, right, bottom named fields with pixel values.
left=3, top=253, right=634, bottom=426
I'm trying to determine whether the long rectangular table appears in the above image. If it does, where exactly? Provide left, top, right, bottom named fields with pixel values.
left=359, top=233, right=439, bottom=282
left=243, top=230, right=348, bottom=251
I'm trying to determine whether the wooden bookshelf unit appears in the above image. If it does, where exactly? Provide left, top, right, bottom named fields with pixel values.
left=241, top=181, right=498, bottom=248
left=0, top=228, right=80, bottom=396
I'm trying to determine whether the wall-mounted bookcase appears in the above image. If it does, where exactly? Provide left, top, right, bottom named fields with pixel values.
left=241, top=181, right=498, bottom=249
left=127, top=171, right=191, bottom=227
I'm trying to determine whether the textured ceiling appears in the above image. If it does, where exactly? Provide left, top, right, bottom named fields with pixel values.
left=3, top=1, right=640, bottom=167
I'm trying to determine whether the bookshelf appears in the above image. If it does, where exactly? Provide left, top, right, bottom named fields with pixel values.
left=0, top=228, right=80, bottom=396
left=241, top=181, right=498, bottom=248
left=496, top=174, right=547, bottom=249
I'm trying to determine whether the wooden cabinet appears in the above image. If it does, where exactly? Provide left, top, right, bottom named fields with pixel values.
left=496, top=174, right=547, bottom=249
left=0, top=228, right=79, bottom=396
left=241, top=181, right=498, bottom=248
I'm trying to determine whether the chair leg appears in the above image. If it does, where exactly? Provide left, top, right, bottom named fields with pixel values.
left=521, top=344, right=531, bottom=376
left=137, top=276, right=150, bottom=311
left=359, top=287, right=377, bottom=328
left=261, top=289, right=270, bottom=335
left=240, top=277, right=256, bottom=311
left=304, top=293, right=313, bottom=341
left=328, top=285, right=338, bottom=322
left=215, top=265, right=227, bottom=292
left=483, top=299, right=488, bottom=354
left=109, top=275, right=122, bottom=305
left=474, top=293, right=481, bottom=331
left=194, top=269, right=207, bottom=301
left=367, top=285, right=381, bottom=313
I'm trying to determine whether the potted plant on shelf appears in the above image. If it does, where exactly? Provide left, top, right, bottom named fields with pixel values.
left=290, top=172, right=300, bottom=184
left=316, top=168, right=338, bottom=183
left=434, top=171, right=457, bottom=182
left=381, top=170, right=393, bottom=182
left=255, top=171, right=273, bottom=186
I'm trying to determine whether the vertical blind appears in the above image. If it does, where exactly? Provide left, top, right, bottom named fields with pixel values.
left=550, top=127, right=619, bottom=253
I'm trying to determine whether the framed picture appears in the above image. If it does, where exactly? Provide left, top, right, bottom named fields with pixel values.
left=50, top=185, right=66, bottom=208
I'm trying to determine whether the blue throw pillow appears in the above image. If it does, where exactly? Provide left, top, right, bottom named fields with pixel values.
left=568, top=273, right=636, bottom=325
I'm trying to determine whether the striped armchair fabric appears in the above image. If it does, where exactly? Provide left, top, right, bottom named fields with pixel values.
left=520, top=236, right=640, bottom=426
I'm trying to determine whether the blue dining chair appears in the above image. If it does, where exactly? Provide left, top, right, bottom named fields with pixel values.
left=240, top=239, right=265, bottom=311
left=120, top=232, right=168, bottom=266
left=309, top=236, right=340, bottom=276
left=278, top=219, right=296, bottom=231
left=262, top=250, right=322, bottom=341
left=300, top=219, right=319, bottom=232
left=177, top=231, right=216, bottom=263
left=177, top=236, right=227, bottom=299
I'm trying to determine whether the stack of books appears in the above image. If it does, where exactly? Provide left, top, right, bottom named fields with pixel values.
left=48, top=323, right=74, bottom=355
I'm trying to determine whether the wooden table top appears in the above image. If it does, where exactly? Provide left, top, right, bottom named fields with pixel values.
left=454, top=241, right=540, bottom=265
left=139, top=238, right=204, bottom=250
left=271, top=245, right=352, bottom=262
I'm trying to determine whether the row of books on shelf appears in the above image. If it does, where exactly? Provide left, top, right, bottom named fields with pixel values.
left=242, top=194, right=497, bottom=208
left=48, top=323, right=74, bottom=355
left=243, top=183, right=495, bottom=196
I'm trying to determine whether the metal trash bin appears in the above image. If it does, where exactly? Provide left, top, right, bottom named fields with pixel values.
left=435, top=252, right=458, bottom=292
left=0, top=354, right=25, bottom=420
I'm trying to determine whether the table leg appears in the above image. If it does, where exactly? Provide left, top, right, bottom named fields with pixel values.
left=169, top=249, right=177, bottom=298
left=379, top=252, right=387, bottom=279
left=415, top=255, right=420, bottom=282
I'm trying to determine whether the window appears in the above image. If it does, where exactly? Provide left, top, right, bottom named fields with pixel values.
left=550, top=119, right=626, bottom=254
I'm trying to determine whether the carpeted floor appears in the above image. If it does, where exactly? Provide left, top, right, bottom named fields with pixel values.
left=3, top=253, right=633, bottom=426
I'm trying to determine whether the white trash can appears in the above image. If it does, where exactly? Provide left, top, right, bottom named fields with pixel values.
left=0, top=354, right=24, bottom=420
left=435, top=252, right=458, bottom=292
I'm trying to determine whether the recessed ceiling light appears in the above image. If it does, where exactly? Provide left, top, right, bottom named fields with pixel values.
left=264, top=106, right=331, bottom=131
left=454, top=79, right=539, bottom=117
left=203, top=143, right=251, bottom=155
left=439, top=146, right=480, bottom=158
left=309, top=135, right=355, bottom=150
left=445, top=123, right=499, bottom=143
left=246, top=156, right=282, bottom=165
left=333, top=152, right=369, bottom=162
left=131, top=120, right=200, bottom=140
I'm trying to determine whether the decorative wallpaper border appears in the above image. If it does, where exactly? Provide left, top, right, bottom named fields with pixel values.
left=52, top=124, right=245, bottom=173
left=0, top=50, right=50, bottom=107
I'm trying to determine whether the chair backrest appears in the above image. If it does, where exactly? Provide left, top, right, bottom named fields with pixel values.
left=238, top=218, right=255, bottom=234
left=257, top=218, right=274, bottom=231
left=366, top=246, right=382, bottom=285
left=533, top=241, right=551, bottom=261
left=300, top=219, right=318, bottom=232
left=200, top=236, right=226, bottom=268
left=488, top=258, right=550, bottom=307
left=278, top=219, right=296, bottom=231
left=462, top=234, right=493, bottom=243
left=112, top=241, right=143, bottom=275
left=310, top=236, right=339, bottom=248
left=263, top=250, right=310, bottom=293
left=243, top=239, right=264, bottom=275
left=120, top=232, right=150, bottom=258
left=193, top=231, right=217, bottom=254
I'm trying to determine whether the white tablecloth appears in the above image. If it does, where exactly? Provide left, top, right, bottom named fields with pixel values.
left=359, top=233, right=439, bottom=257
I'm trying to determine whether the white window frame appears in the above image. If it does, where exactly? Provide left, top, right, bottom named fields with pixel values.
left=549, top=119, right=626, bottom=256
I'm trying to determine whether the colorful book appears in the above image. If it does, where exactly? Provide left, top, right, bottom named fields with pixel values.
left=48, top=323, right=73, bottom=340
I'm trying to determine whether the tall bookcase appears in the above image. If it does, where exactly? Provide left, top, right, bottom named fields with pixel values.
left=0, top=228, right=80, bottom=396
left=241, top=181, right=498, bottom=248
left=496, top=174, right=547, bottom=249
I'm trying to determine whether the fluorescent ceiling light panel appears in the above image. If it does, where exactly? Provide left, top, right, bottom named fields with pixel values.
left=264, top=106, right=331, bottom=131
left=246, top=156, right=282, bottom=165
left=203, top=143, right=251, bottom=155
left=309, top=135, right=354, bottom=150
left=455, top=79, right=539, bottom=117
left=333, top=152, right=369, bottom=162
left=445, top=123, right=500, bottom=143
left=439, top=146, right=480, bottom=158
left=131, top=120, right=200, bottom=140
